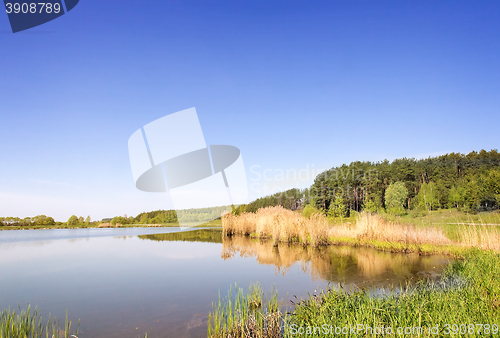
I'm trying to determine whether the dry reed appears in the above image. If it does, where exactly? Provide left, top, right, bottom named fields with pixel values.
left=222, top=206, right=500, bottom=252
left=223, top=207, right=330, bottom=246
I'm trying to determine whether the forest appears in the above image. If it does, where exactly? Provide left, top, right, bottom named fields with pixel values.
left=311, top=149, right=500, bottom=215
left=235, top=149, right=500, bottom=217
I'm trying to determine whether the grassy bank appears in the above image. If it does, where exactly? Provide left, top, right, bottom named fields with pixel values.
left=288, top=249, right=500, bottom=337
left=209, top=249, right=500, bottom=337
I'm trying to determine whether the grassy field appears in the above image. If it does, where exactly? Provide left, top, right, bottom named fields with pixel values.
left=381, top=209, right=500, bottom=242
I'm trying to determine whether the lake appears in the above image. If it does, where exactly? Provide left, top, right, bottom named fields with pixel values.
left=0, top=227, right=451, bottom=337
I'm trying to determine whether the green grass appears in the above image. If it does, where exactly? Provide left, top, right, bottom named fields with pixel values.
left=207, top=283, right=284, bottom=338
left=381, top=209, right=500, bottom=242
left=0, top=305, right=78, bottom=338
left=209, top=249, right=500, bottom=337
left=325, top=236, right=466, bottom=257
left=0, top=306, right=153, bottom=338
left=287, top=249, right=500, bottom=337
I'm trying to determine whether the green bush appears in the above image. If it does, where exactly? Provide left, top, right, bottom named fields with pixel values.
left=302, top=204, right=321, bottom=219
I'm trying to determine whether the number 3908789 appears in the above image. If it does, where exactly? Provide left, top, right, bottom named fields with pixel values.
left=5, top=3, right=62, bottom=14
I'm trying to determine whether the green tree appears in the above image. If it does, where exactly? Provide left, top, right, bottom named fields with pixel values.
left=448, top=185, right=465, bottom=208
left=463, top=178, right=480, bottom=212
left=328, top=193, right=347, bottom=222
left=416, top=182, right=439, bottom=211
left=111, top=216, right=127, bottom=226
left=385, top=182, right=408, bottom=214
left=85, top=216, right=91, bottom=225
left=139, top=213, right=149, bottom=224
left=33, top=215, right=55, bottom=226
left=67, top=215, right=78, bottom=226
left=362, top=199, right=379, bottom=214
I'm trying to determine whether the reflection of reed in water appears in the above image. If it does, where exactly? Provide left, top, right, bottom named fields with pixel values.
left=222, top=236, right=447, bottom=285
left=221, top=236, right=310, bottom=275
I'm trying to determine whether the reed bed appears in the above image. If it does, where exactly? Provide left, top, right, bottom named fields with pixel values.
left=207, top=284, right=284, bottom=338
left=223, top=207, right=330, bottom=246
left=0, top=305, right=78, bottom=338
left=222, top=206, right=500, bottom=253
left=223, top=207, right=451, bottom=248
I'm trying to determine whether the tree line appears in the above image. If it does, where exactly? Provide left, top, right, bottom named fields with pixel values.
left=0, top=215, right=56, bottom=227
left=311, top=149, right=500, bottom=216
left=233, top=149, right=500, bottom=217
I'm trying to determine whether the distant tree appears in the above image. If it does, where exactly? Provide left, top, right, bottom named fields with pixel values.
left=21, top=217, right=33, bottom=226
left=416, top=182, right=439, bottom=211
left=111, top=216, right=127, bottom=226
left=85, top=216, right=91, bottom=225
left=33, top=215, right=55, bottom=226
left=139, top=214, right=149, bottom=224
left=244, top=188, right=307, bottom=213
left=67, top=215, right=78, bottom=226
left=448, top=185, right=466, bottom=208
left=385, top=182, right=408, bottom=214
left=231, top=204, right=246, bottom=216
left=483, top=169, right=500, bottom=210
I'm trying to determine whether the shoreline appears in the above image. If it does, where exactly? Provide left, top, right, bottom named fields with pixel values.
left=0, top=222, right=223, bottom=231
left=226, top=232, right=468, bottom=258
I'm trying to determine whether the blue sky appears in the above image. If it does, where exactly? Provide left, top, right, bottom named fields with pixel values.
left=0, top=0, right=499, bottom=221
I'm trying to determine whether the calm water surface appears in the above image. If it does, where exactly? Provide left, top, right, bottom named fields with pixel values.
left=0, top=228, right=451, bottom=337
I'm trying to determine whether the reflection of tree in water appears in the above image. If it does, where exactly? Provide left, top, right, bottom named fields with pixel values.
left=139, top=229, right=223, bottom=243
left=222, top=236, right=450, bottom=287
